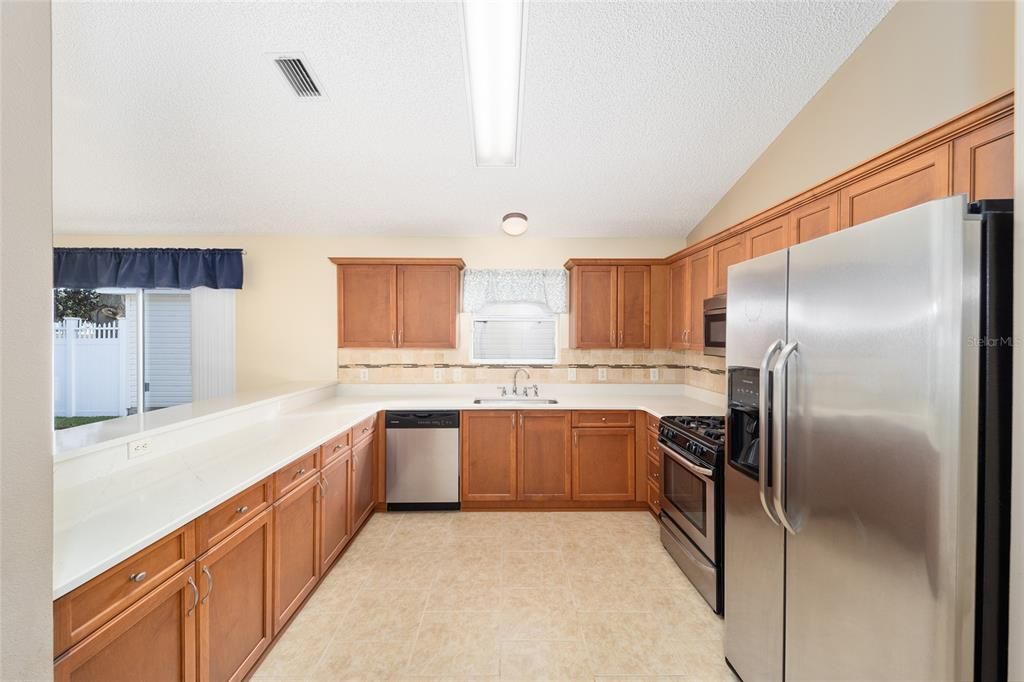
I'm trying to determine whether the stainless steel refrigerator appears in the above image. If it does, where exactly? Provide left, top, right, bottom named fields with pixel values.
left=723, top=195, right=1012, bottom=681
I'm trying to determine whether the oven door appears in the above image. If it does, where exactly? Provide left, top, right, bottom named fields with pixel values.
left=703, top=296, right=726, bottom=357
left=660, top=442, right=716, bottom=561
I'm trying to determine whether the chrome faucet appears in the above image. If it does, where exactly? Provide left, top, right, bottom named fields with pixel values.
left=512, top=368, right=531, bottom=396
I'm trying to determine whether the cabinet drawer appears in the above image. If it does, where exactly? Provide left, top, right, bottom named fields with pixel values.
left=646, top=412, right=659, bottom=433
left=273, top=449, right=319, bottom=500
left=351, top=415, right=376, bottom=444
left=647, top=453, right=661, bottom=485
left=321, top=429, right=352, bottom=466
left=196, top=478, right=272, bottom=554
left=646, top=430, right=660, bottom=458
left=572, top=410, right=635, bottom=428
left=647, top=479, right=661, bottom=514
left=53, top=523, right=197, bottom=657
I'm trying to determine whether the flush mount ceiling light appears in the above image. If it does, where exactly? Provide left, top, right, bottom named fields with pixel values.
left=501, top=212, right=528, bottom=236
left=461, top=0, right=527, bottom=167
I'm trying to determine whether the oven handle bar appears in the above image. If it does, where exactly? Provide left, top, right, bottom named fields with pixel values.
left=658, top=442, right=715, bottom=480
left=758, top=339, right=783, bottom=526
left=772, top=340, right=800, bottom=535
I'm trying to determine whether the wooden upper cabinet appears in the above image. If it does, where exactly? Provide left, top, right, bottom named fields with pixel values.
left=747, top=214, right=791, bottom=258
left=334, top=259, right=464, bottom=348
left=686, top=249, right=711, bottom=352
left=668, top=259, right=689, bottom=350
left=570, top=265, right=618, bottom=348
left=711, top=234, right=749, bottom=295
left=617, top=265, right=651, bottom=348
left=461, top=411, right=518, bottom=502
left=517, top=411, right=572, bottom=502
left=54, top=565, right=198, bottom=682
left=790, top=193, right=838, bottom=244
left=197, top=510, right=273, bottom=682
left=396, top=265, right=459, bottom=348
left=953, top=116, right=1014, bottom=202
left=571, top=428, right=636, bottom=502
left=337, top=264, right=397, bottom=347
left=351, top=434, right=376, bottom=530
left=839, top=145, right=950, bottom=229
left=271, top=476, right=320, bottom=635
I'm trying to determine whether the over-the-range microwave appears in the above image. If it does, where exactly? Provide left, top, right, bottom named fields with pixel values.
left=703, top=294, right=726, bottom=357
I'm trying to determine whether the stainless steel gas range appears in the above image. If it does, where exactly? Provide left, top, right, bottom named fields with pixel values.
left=657, top=415, right=725, bottom=614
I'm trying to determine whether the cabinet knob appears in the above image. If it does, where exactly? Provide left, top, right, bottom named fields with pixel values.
left=236, top=505, right=249, bottom=514
left=129, top=571, right=147, bottom=583
left=601, top=417, right=607, bottom=422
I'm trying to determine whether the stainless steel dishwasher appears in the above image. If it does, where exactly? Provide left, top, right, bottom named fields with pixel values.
left=385, top=411, right=460, bottom=511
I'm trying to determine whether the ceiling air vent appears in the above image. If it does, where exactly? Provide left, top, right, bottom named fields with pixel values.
left=273, top=56, right=322, bottom=98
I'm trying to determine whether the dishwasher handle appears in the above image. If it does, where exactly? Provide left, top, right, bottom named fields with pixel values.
left=384, top=411, right=460, bottom=429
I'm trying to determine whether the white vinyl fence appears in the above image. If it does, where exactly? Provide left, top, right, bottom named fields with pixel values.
left=54, top=318, right=128, bottom=417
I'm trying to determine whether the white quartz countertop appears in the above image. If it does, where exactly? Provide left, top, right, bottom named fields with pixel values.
left=53, top=385, right=723, bottom=598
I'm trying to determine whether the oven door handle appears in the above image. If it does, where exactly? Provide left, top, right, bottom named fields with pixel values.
left=658, top=443, right=714, bottom=480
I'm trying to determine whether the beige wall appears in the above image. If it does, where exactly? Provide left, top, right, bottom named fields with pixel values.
left=1, top=1, right=54, bottom=678
left=687, top=0, right=1016, bottom=245
left=53, top=234, right=718, bottom=390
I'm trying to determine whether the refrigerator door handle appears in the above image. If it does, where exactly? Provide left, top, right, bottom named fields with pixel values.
left=772, top=340, right=800, bottom=535
left=758, top=339, right=783, bottom=525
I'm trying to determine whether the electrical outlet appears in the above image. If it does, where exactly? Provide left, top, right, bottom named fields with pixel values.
left=359, top=368, right=369, bottom=382
left=128, top=438, right=153, bottom=459
left=649, top=368, right=659, bottom=381
left=567, top=367, right=577, bottom=381
left=597, top=367, right=608, bottom=381
left=452, top=367, right=463, bottom=382
left=433, top=367, right=444, bottom=382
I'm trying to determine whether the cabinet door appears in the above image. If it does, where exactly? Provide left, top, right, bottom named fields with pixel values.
left=711, top=235, right=749, bottom=295
left=397, top=265, right=459, bottom=348
left=616, top=265, right=650, bottom=348
left=461, top=411, right=518, bottom=502
left=517, top=411, right=572, bottom=501
left=571, top=428, right=636, bottom=502
left=668, top=260, right=689, bottom=350
left=54, top=566, right=198, bottom=682
left=790, top=193, right=838, bottom=244
left=197, top=510, right=273, bottom=682
left=686, top=250, right=711, bottom=352
left=271, top=476, right=320, bottom=635
left=952, top=116, right=1013, bottom=202
left=839, top=146, right=950, bottom=229
left=337, top=264, right=397, bottom=347
left=571, top=265, right=618, bottom=348
left=320, top=452, right=353, bottom=573
left=351, top=435, right=375, bottom=531
left=747, top=215, right=791, bottom=258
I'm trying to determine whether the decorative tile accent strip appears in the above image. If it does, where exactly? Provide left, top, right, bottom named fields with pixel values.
left=338, top=361, right=725, bottom=375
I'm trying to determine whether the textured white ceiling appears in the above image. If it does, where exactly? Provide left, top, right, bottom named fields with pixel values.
left=53, top=1, right=893, bottom=238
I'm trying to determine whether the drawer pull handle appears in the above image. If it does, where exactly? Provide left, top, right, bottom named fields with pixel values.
left=187, top=577, right=199, bottom=616
left=129, top=571, right=147, bottom=583
left=601, top=417, right=607, bottom=422
left=294, top=468, right=306, bottom=478
left=362, top=427, right=369, bottom=433
left=333, top=444, right=344, bottom=451
left=201, top=567, right=213, bottom=603
left=236, top=505, right=249, bottom=514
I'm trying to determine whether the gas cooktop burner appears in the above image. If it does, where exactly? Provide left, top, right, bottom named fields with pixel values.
left=661, top=415, right=726, bottom=447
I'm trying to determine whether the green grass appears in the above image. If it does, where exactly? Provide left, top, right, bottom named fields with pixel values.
left=54, top=416, right=117, bottom=430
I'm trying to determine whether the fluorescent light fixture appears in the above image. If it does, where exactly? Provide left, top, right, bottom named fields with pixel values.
left=461, top=0, right=527, bottom=167
left=501, top=212, right=528, bottom=236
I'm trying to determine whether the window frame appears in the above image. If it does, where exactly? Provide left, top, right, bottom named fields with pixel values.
left=469, top=303, right=558, bottom=365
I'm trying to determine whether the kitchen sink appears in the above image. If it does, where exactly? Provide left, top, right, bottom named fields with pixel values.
left=472, top=398, right=559, bottom=405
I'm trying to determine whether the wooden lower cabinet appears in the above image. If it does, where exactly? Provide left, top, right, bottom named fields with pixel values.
left=461, top=411, right=518, bottom=502
left=320, top=452, right=353, bottom=573
left=197, top=510, right=273, bottom=682
left=351, top=434, right=376, bottom=529
left=571, top=428, right=636, bottom=502
left=54, top=565, right=198, bottom=682
left=517, top=411, right=572, bottom=501
left=271, top=476, right=320, bottom=635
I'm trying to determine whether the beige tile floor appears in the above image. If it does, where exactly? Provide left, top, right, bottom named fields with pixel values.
left=252, top=511, right=737, bottom=681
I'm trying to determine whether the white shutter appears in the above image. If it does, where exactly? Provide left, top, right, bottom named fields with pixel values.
left=472, top=318, right=556, bottom=363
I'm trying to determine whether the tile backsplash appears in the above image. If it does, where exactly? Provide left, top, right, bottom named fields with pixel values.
left=338, top=347, right=726, bottom=394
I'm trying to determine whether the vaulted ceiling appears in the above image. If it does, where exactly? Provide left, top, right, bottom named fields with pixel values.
left=53, top=1, right=893, bottom=238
